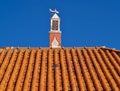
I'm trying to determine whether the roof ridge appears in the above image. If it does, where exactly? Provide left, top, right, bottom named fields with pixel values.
left=0, top=46, right=120, bottom=51
left=99, top=47, right=120, bottom=53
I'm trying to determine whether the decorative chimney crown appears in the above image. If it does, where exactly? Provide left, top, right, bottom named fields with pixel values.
left=49, top=9, right=61, bottom=48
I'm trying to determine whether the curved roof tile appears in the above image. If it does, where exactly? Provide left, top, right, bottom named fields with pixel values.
left=0, top=47, right=120, bottom=90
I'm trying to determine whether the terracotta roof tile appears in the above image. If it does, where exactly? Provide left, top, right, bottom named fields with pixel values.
left=0, top=47, right=120, bottom=91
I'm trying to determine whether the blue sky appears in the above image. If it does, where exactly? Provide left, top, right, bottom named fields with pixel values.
left=0, top=0, right=120, bottom=49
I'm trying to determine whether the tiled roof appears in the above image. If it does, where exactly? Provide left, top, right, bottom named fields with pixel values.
left=0, top=47, right=120, bottom=91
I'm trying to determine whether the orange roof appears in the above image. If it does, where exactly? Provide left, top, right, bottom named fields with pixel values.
left=0, top=47, right=120, bottom=91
